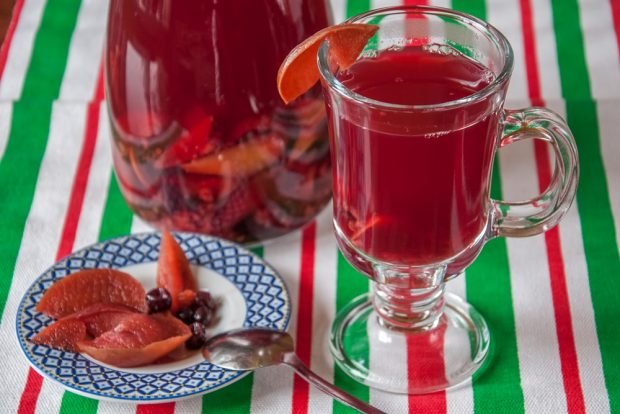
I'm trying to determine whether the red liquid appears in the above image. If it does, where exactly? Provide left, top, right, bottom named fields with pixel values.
left=106, top=0, right=332, bottom=243
left=330, top=46, right=500, bottom=265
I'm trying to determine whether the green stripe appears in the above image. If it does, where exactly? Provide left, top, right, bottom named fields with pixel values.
left=549, top=0, right=591, bottom=100
left=346, top=0, right=371, bottom=21
left=466, top=165, right=525, bottom=413
left=59, top=172, right=135, bottom=412
left=201, top=245, right=262, bottom=412
left=58, top=393, right=98, bottom=414
left=451, top=0, right=486, bottom=20
left=202, top=375, right=254, bottom=413
left=98, top=173, right=135, bottom=241
left=0, top=0, right=81, bottom=318
left=549, top=0, right=620, bottom=410
left=333, top=251, right=370, bottom=414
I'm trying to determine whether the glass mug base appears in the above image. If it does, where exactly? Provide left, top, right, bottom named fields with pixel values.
left=330, top=292, right=490, bottom=394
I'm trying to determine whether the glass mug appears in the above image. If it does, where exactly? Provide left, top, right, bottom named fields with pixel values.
left=319, top=7, right=578, bottom=393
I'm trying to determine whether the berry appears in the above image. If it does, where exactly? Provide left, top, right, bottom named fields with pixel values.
left=145, top=288, right=172, bottom=313
left=193, top=305, right=213, bottom=326
left=176, top=307, right=194, bottom=324
left=186, top=322, right=207, bottom=349
left=194, top=290, right=216, bottom=310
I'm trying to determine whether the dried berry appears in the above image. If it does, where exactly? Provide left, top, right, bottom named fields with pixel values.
left=194, top=290, right=216, bottom=310
left=176, top=307, right=194, bottom=324
left=186, top=322, right=207, bottom=349
left=145, top=287, right=172, bottom=313
left=193, top=305, right=213, bottom=326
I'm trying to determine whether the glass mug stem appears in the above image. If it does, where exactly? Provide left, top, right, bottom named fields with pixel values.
left=373, top=265, right=446, bottom=330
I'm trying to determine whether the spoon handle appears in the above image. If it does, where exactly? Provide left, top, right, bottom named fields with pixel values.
left=283, top=353, right=386, bottom=414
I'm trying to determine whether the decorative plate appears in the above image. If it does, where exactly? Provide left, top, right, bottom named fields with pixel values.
left=16, top=232, right=291, bottom=403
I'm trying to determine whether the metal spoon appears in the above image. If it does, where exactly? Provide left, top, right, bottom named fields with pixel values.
left=202, top=328, right=385, bottom=414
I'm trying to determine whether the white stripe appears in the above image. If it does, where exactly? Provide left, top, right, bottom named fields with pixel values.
left=487, top=0, right=529, bottom=102
left=445, top=274, right=474, bottom=414
left=330, top=0, right=346, bottom=23
left=597, top=100, right=620, bottom=251
left=429, top=0, right=451, bottom=9
left=0, top=0, right=46, bottom=100
left=371, top=0, right=402, bottom=9
left=500, top=138, right=568, bottom=413
left=131, top=215, right=155, bottom=234
left=250, top=232, right=302, bottom=414
left=532, top=0, right=562, bottom=100
left=308, top=208, right=338, bottom=414
left=59, top=0, right=108, bottom=101
left=0, top=103, right=13, bottom=160
left=576, top=0, right=620, bottom=99
left=73, top=105, right=112, bottom=250
left=369, top=324, right=408, bottom=414
left=0, top=103, right=86, bottom=414
left=547, top=99, right=612, bottom=414
left=96, top=399, right=137, bottom=412
left=174, top=397, right=202, bottom=413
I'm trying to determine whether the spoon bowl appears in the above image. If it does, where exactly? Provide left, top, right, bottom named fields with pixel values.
left=203, top=328, right=294, bottom=370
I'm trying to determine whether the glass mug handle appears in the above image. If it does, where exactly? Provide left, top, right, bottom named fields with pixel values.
left=491, top=108, right=579, bottom=238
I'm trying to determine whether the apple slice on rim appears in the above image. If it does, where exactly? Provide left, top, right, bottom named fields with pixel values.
left=277, top=23, right=379, bottom=105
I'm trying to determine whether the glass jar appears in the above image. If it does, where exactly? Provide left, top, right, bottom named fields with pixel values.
left=106, top=0, right=332, bottom=243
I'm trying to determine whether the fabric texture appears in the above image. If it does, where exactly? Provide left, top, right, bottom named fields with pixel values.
left=0, top=0, right=618, bottom=413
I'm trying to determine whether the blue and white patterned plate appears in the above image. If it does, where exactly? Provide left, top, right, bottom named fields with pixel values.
left=16, top=232, right=291, bottom=403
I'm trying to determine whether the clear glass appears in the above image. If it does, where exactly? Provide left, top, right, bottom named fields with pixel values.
left=319, top=6, right=579, bottom=394
left=105, top=0, right=333, bottom=244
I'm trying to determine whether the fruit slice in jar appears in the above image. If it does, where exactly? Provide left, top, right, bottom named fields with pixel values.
left=211, top=183, right=257, bottom=233
left=181, top=134, right=284, bottom=177
left=277, top=23, right=379, bottom=104
left=157, top=231, right=197, bottom=313
left=77, top=313, right=191, bottom=368
left=36, top=269, right=147, bottom=319
left=157, top=113, right=215, bottom=168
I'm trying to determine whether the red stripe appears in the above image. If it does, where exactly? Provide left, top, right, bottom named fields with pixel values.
left=610, top=0, right=620, bottom=58
left=406, top=325, right=447, bottom=414
left=16, top=370, right=44, bottom=414
left=519, top=0, right=586, bottom=412
left=17, top=65, right=105, bottom=414
left=534, top=142, right=586, bottom=414
left=291, top=222, right=317, bottom=414
left=518, top=0, right=543, bottom=105
left=0, top=0, right=25, bottom=82
left=56, top=66, right=104, bottom=258
left=136, top=402, right=175, bottom=414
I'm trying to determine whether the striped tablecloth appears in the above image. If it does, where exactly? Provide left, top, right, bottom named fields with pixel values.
left=0, top=0, right=618, bottom=413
